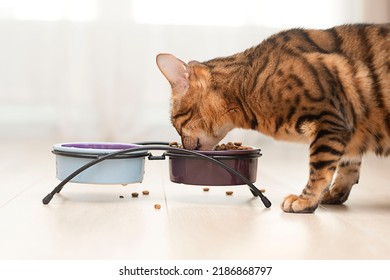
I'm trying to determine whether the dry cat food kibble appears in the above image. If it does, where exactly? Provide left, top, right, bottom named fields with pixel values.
left=203, top=187, right=210, bottom=192
left=131, top=192, right=139, bottom=198
left=214, top=142, right=252, bottom=151
left=169, top=141, right=183, bottom=148
left=142, top=190, right=150, bottom=195
left=154, top=204, right=161, bottom=209
left=225, top=191, right=234, bottom=196
left=169, top=141, right=252, bottom=151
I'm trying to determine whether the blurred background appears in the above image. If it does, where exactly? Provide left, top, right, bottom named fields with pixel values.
left=0, top=0, right=389, bottom=146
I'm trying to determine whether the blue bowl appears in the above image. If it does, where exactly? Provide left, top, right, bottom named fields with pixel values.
left=53, top=142, right=148, bottom=184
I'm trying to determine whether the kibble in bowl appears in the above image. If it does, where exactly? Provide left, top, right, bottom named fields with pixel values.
left=214, top=142, right=253, bottom=151
left=169, top=141, right=253, bottom=151
left=166, top=141, right=261, bottom=186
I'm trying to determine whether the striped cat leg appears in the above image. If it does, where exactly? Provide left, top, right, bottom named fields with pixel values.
left=321, top=158, right=361, bottom=204
left=282, top=124, right=349, bottom=213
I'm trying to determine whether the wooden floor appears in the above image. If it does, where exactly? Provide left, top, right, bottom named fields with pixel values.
left=0, top=139, right=389, bottom=260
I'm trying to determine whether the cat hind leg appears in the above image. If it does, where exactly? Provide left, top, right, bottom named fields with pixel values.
left=321, top=157, right=361, bottom=204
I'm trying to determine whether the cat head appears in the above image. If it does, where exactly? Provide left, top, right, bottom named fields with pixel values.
left=156, top=53, right=234, bottom=150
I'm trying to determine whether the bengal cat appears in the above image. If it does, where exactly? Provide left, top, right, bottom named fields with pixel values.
left=156, top=23, right=390, bottom=213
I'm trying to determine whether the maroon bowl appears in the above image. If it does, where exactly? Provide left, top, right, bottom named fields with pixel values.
left=166, top=148, right=261, bottom=186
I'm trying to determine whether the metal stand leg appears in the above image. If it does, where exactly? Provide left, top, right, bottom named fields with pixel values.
left=250, top=189, right=259, bottom=197
left=42, top=154, right=111, bottom=205
left=42, top=180, right=68, bottom=204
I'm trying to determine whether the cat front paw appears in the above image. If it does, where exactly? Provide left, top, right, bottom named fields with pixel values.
left=281, top=195, right=319, bottom=213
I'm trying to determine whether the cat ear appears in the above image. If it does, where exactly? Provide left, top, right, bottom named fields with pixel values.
left=156, top=53, right=190, bottom=95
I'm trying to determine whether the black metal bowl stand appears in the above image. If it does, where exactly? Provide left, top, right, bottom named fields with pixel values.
left=42, top=144, right=271, bottom=208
